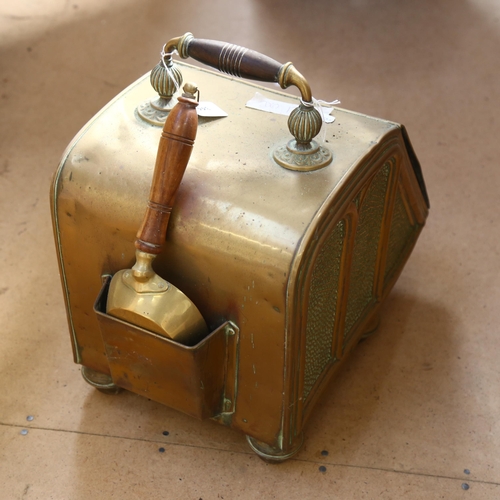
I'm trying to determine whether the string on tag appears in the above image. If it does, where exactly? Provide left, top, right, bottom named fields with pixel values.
left=160, top=48, right=181, bottom=95
left=301, top=97, right=341, bottom=144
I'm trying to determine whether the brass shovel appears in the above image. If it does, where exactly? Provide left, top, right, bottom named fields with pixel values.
left=106, top=84, right=208, bottom=345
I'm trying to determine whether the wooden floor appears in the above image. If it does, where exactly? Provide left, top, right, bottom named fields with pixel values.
left=1, top=0, right=499, bottom=498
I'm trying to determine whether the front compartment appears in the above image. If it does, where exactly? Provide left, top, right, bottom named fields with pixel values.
left=94, top=277, right=239, bottom=420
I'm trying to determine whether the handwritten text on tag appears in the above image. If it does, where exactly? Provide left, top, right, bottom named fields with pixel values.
left=197, top=101, right=228, bottom=118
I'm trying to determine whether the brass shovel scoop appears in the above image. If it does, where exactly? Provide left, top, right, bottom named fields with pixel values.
left=106, top=84, right=208, bottom=345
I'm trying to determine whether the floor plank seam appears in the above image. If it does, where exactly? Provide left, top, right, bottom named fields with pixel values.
left=1, top=421, right=497, bottom=486
left=293, top=457, right=499, bottom=487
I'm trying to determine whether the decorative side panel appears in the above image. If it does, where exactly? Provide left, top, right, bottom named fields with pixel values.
left=303, top=219, right=346, bottom=400
left=292, top=137, right=429, bottom=439
left=343, top=162, right=391, bottom=345
left=384, top=186, right=419, bottom=285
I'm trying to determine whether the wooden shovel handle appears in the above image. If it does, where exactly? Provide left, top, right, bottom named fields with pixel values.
left=135, top=96, right=198, bottom=254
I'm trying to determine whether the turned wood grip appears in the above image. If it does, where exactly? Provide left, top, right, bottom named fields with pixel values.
left=135, top=96, right=198, bottom=254
left=186, top=38, right=283, bottom=83
left=166, top=33, right=313, bottom=102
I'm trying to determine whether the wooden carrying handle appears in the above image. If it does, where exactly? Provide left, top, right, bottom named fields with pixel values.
left=186, top=38, right=281, bottom=83
left=164, top=33, right=313, bottom=102
left=135, top=95, right=198, bottom=254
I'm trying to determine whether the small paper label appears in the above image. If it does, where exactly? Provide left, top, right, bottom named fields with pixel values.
left=246, top=93, right=335, bottom=123
left=246, top=93, right=298, bottom=116
left=197, top=101, right=228, bottom=117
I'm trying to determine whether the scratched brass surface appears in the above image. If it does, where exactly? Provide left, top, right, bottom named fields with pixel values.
left=52, top=62, right=428, bottom=452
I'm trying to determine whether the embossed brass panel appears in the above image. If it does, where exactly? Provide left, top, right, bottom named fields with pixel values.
left=384, top=185, right=419, bottom=286
left=303, top=219, right=346, bottom=401
left=343, top=162, right=392, bottom=346
left=285, top=142, right=426, bottom=438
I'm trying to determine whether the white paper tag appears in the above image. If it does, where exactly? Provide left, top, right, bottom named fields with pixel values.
left=197, top=101, right=228, bottom=118
left=245, top=93, right=335, bottom=123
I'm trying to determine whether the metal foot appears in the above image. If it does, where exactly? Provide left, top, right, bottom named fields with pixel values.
left=81, top=366, right=122, bottom=395
left=360, top=313, right=381, bottom=341
left=246, top=433, right=304, bottom=463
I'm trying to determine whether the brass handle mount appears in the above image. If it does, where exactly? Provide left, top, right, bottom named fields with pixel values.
left=156, top=33, right=332, bottom=171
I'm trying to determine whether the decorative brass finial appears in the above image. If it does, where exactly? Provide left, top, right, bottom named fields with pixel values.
left=137, top=50, right=183, bottom=126
left=150, top=59, right=183, bottom=99
left=182, top=82, right=199, bottom=100
left=288, top=104, right=322, bottom=145
left=273, top=103, right=332, bottom=171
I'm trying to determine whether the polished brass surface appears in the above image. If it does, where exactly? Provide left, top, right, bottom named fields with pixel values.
left=123, top=250, right=168, bottom=291
left=51, top=63, right=428, bottom=459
